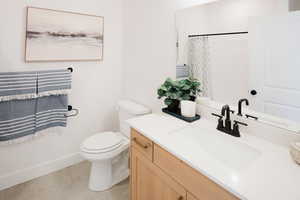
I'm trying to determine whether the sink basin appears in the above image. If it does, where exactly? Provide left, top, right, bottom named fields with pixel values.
left=170, top=123, right=261, bottom=171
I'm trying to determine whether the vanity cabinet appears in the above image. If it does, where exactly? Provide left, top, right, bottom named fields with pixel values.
left=130, top=129, right=239, bottom=200
left=131, top=129, right=153, bottom=161
left=187, top=193, right=198, bottom=200
left=130, top=134, right=186, bottom=200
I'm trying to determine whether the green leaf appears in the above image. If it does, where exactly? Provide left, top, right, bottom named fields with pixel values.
left=157, top=77, right=202, bottom=103
left=164, top=98, right=173, bottom=106
left=157, top=89, right=166, bottom=98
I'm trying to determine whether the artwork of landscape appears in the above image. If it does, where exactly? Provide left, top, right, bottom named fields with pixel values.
left=25, top=7, right=104, bottom=62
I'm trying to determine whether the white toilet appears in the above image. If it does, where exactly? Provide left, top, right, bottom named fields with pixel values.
left=80, top=100, right=151, bottom=191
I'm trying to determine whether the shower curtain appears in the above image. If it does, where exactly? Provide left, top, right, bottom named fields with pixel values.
left=188, top=36, right=211, bottom=98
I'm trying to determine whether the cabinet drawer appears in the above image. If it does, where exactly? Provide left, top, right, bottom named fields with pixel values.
left=131, top=129, right=153, bottom=161
left=153, top=144, right=240, bottom=200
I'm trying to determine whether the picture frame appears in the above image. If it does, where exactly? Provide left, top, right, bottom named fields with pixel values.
left=25, top=7, right=104, bottom=62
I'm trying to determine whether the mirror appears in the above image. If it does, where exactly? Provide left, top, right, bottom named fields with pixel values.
left=175, top=0, right=300, bottom=127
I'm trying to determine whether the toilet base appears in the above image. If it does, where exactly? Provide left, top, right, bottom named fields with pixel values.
left=89, top=160, right=112, bottom=191
left=87, top=149, right=130, bottom=192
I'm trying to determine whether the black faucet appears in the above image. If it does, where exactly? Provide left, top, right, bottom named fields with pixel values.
left=237, top=99, right=249, bottom=116
left=212, top=104, right=248, bottom=137
left=221, top=105, right=232, bottom=132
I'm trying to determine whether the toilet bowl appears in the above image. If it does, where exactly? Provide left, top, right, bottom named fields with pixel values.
left=80, top=100, right=150, bottom=191
left=80, top=132, right=130, bottom=191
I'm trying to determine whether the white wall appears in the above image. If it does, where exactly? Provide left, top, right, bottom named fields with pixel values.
left=122, top=0, right=179, bottom=112
left=176, top=0, right=219, bottom=9
left=0, top=0, right=123, bottom=190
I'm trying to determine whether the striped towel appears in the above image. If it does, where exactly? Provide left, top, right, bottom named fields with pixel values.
left=36, top=95, right=67, bottom=133
left=0, top=95, right=68, bottom=143
left=0, top=69, right=71, bottom=102
left=0, top=69, right=71, bottom=143
left=37, top=70, right=72, bottom=97
left=0, top=71, right=37, bottom=102
left=0, top=99, right=36, bottom=142
left=176, top=64, right=190, bottom=79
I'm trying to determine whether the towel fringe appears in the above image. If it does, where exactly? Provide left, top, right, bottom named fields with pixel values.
left=37, top=90, right=70, bottom=98
left=0, top=90, right=70, bottom=102
left=0, top=93, right=37, bottom=102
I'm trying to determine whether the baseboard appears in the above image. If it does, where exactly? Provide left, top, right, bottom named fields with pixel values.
left=0, top=152, right=84, bottom=191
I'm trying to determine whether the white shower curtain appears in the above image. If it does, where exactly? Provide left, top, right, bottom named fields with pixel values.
left=188, top=36, right=212, bottom=98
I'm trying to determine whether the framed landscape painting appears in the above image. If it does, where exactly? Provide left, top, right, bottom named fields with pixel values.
left=25, top=7, right=104, bottom=62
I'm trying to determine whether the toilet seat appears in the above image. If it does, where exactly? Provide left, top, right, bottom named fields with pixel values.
left=81, top=132, right=124, bottom=154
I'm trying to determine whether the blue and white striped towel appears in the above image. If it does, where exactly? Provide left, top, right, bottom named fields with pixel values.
left=0, top=71, right=37, bottom=101
left=0, top=99, right=36, bottom=142
left=0, top=96, right=67, bottom=142
left=0, top=69, right=71, bottom=143
left=0, top=69, right=71, bottom=102
left=37, top=70, right=72, bottom=97
left=36, top=96, right=68, bottom=133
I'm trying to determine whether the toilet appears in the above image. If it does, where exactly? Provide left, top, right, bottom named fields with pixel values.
left=80, top=100, right=151, bottom=191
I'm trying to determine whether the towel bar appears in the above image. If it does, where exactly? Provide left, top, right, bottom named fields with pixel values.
left=65, top=105, right=79, bottom=118
left=68, top=67, right=73, bottom=73
left=66, top=68, right=77, bottom=118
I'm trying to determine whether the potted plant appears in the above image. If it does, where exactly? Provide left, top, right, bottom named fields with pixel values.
left=157, top=78, right=201, bottom=113
left=157, top=78, right=184, bottom=112
left=178, top=78, right=201, bottom=117
left=177, top=78, right=201, bottom=101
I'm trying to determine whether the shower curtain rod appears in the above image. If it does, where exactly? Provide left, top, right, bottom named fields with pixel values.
left=188, top=31, right=248, bottom=38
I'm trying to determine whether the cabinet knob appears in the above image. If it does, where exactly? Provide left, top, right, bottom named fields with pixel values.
left=178, top=196, right=184, bottom=200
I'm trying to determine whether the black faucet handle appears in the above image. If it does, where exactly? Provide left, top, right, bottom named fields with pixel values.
left=234, top=120, right=248, bottom=127
left=212, top=113, right=224, bottom=130
left=232, top=120, right=247, bottom=137
left=212, top=113, right=223, bottom=118
left=245, top=114, right=258, bottom=120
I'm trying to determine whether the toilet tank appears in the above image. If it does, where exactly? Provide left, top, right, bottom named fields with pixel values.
left=117, top=100, right=151, bottom=138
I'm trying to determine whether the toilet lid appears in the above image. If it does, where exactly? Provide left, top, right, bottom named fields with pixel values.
left=81, top=132, right=123, bottom=153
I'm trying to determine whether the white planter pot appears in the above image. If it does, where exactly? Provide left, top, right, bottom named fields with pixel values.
left=181, top=100, right=196, bottom=118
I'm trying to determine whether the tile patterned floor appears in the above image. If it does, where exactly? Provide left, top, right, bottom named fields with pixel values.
left=0, top=161, right=129, bottom=200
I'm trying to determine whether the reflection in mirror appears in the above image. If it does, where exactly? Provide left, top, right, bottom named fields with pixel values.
left=175, top=0, right=300, bottom=126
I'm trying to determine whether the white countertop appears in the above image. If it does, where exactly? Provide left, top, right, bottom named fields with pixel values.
left=127, top=113, right=300, bottom=200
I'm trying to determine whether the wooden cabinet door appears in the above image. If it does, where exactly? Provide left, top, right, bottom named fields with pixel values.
left=131, top=146, right=186, bottom=200
left=187, top=193, right=198, bottom=200
left=154, top=144, right=239, bottom=200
